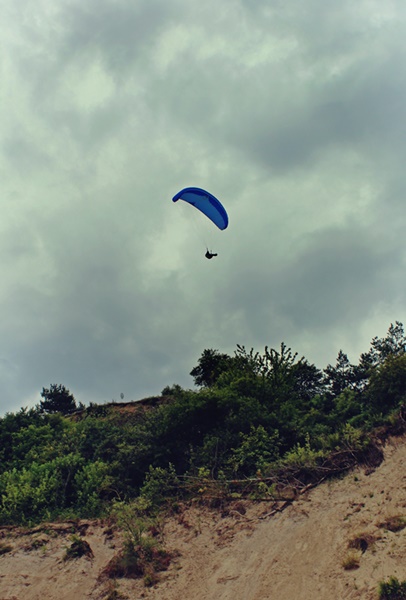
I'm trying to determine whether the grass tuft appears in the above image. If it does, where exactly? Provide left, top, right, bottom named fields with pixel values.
left=342, top=550, right=361, bottom=570
left=378, top=516, right=406, bottom=533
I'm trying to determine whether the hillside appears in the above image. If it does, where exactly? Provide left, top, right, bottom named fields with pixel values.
left=1, top=433, right=405, bottom=600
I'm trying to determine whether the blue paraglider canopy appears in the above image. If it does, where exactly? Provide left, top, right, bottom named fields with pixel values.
left=172, top=187, right=228, bottom=230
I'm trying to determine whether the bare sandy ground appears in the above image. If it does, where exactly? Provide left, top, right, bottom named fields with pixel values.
left=1, top=435, right=405, bottom=600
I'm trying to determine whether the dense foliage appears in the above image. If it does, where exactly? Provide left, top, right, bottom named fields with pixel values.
left=378, top=576, right=406, bottom=599
left=0, top=322, right=405, bottom=525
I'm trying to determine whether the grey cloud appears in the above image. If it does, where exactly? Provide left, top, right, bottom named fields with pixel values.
left=219, top=224, right=403, bottom=350
left=2, top=135, right=54, bottom=174
left=144, top=2, right=406, bottom=176
left=57, top=0, right=179, bottom=76
left=275, top=230, right=399, bottom=329
left=1, top=0, right=405, bottom=414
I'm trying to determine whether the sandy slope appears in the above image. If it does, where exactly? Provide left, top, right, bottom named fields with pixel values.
left=1, top=435, right=405, bottom=600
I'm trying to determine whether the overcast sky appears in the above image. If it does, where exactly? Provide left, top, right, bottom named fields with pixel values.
left=1, top=0, right=405, bottom=414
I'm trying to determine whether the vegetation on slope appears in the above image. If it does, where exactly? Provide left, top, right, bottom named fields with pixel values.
left=0, top=322, right=405, bottom=526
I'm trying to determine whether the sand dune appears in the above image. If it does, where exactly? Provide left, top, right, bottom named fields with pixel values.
left=1, top=435, right=405, bottom=600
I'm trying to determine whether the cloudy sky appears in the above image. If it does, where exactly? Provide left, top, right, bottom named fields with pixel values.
left=1, top=0, right=405, bottom=414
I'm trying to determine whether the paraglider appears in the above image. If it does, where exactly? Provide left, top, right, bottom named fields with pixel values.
left=172, top=187, right=228, bottom=258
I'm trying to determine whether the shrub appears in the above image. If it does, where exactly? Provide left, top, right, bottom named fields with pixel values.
left=111, top=499, right=154, bottom=545
left=140, top=464, right=180, bottom=507
left=101, top=538, right=171, bottom=583
left=106, top=500, right=172, bottom=585
left=63, top=535, right=94, bottom=561
left=230, top=425, right=280, bottom=475
left=378, top=576, right=406, bottom=599
left=74, top=459, right=111, bottom=516
left=0, top=463, right=61, bottom=524
left=279, top=433, right=325, bottom=469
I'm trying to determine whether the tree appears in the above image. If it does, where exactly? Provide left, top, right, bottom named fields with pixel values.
left=366, top=354, right=406, bottom=414
left=39, top=384, right=79, bottom=415
left=359, top=322, right=405, bottom=370
left=291, top=360, right=325, bottom=402
left=354, top=322, right=406, bottom=392
left=324, top=351, right=356, bottom=397
left=190, top=349, right=234, bottom=387
left=233, top=342, right=305, bottom=406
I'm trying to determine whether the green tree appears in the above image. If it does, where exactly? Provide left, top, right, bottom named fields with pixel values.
left=366, top=354, right=406, bottom=415
left=355, top=322, right=406, bottom=390
left=230, top=343, right=301, bottom=405
left=291, top=360, right=325, bottom=402
left=11, top=419, right=68, bottom=468
left=39, top=384, right=80, bottom=415
left=0, top=408, right=43, bottom=472
left=369, top=321, right=406, bottom=365
left=324, top=350, right=356, bottom=397
left=190, top=349, right=235, bottom=387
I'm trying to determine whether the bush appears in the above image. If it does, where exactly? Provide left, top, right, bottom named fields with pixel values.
left=74, top=459, right=111, bottom=516
left=0, top=462, right=62, bottom=524
left=279, top=434, right=325, bottom=470
left=63, top=535, right=93, bottom=561
left=111, top=500, right=154, bottom=546
left=230, top=425, right=280, bottom=475
left=101, top=537, right=171, bottom=584
left=378, top=576, right=406, bottom=599
left=106, top=499, right=172, bottom=585
left=140, top=464, right=180, bottom=507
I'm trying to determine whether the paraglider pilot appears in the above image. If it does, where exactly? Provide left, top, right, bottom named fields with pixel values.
left=172, top=188, right=228, bottom=261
